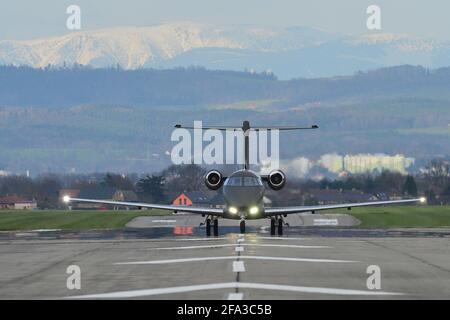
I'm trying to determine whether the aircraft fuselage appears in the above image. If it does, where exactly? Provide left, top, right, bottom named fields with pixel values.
left=222, top=169, right=266, bottom=220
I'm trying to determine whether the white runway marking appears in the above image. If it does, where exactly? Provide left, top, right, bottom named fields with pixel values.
left=114, top=256, right=357, bottom=265
left=235, top=246, right=244, bottom=252
left=227, top=293, right=243, bottom=300
left=259, top=226, right=269, bottom=233
left=237, top=238, right=245, bottom=243
left=150, top=243, right=331, bottom=250
left=151, top=220, right=177, bottom=223
left=233, top=261, right=246, bottom=272
left=172, top=237, right=227, bottom=241
left=67, top=282, right=404, bottom=299
left=256, top=237, right=306, bottom=241
left=313, top=219, right=338, bottom=226
left=152, top=244, right=232, bottom=250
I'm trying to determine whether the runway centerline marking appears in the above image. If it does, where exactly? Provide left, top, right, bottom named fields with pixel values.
left=114, top=256, right=357, bottom=265
left=66, top=282, right=404, bottom=299
left=233, top=261, right=246, bottom=273
left=235, top=246, right=244, bottom=252
left=227, top=293, right=243, bottom=300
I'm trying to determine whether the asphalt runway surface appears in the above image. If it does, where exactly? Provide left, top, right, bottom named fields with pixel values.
left=0, top=214, right=449, bottom=300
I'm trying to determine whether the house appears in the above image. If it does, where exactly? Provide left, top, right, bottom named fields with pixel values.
left=0, top=195, right=37, bottom=210
left=70, top=186, right=116, bottom=209
left=112, top=190, right=139, bottom=210
left=113, top=190, right=138, bottom=202
left=169, top=191, right=221, bottom=208
left=172, top=192, right=193, bottom=206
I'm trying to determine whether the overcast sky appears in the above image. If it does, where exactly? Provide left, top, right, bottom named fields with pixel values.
left=1, top=0, right=449, bottom=40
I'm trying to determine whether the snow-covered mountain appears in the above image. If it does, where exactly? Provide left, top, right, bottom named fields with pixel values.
left=1, top=22, right=449, bottom=79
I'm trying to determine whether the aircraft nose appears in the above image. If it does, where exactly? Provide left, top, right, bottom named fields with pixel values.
left=225, top=186, right=263, bottom=207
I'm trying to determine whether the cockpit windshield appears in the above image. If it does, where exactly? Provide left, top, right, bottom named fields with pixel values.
left=225, top=176, right=262, bottom=187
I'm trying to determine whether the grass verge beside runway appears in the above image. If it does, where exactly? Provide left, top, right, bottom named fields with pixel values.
left=0, top=206, right=449, bottom=231
left=0, top=209, right=169, bottom=231
left=346, top=205, right=450, bottom=228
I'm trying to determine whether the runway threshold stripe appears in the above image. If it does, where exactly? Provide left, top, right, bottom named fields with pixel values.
left=233, top=261, right=246, bottom=272
left=67, top=282, right=404, bottom=299
left=173, top=237, right=227, bottom=241
left=114, top=256, right=357, bottom=265
left=257, top=237, right=306, bottom=240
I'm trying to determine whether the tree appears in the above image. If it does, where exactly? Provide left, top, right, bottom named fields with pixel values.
left=403, top=175, right=418, bottom=197
left=423, top=158, right=450, bottom=189
left=101, top=173, right=134, bottom=190
left=35, top=175, right=62, bottom=209
left=136, top=175, right=165, bottom=203
left=424, top=189, right=436, bottom=204
left=161, top=164, right=206, bottom=192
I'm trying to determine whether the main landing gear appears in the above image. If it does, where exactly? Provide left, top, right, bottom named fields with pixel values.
left=270, top=216, right=288, bottom=236
left=203, top=216, right=219, bottom=237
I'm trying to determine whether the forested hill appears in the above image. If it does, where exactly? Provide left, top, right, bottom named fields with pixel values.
left=0, top=66, right=278, bottom=107
left=0, top=64, right=450, bottom=174
left=1, top=65, right=450, bottom=108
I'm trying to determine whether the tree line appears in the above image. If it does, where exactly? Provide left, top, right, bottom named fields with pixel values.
left=0, top=159, right=449, bottom=209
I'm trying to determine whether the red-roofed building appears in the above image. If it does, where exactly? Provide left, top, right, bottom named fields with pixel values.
left=172, top=192, right=193, bottom=206
left=0, top=195, right=37, bottom=210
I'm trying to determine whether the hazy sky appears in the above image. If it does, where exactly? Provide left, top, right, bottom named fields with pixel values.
left=1, top=0, right=449, bottom=40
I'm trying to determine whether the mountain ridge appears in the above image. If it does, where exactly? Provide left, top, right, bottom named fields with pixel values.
left=1, top=22, right=448, bottom=79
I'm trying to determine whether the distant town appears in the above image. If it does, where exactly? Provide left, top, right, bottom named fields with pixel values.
left=283, top=153, right=415, bottom=179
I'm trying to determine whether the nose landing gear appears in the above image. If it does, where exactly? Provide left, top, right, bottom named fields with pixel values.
left=240, top=219, right=246, bottom=234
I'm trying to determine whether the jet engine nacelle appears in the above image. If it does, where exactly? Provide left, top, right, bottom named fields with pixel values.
left=205, top=170, right=224, bottom=190
left=267, top=170, right=286, bottom=190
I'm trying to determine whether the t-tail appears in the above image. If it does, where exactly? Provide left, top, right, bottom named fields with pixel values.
left=175, top=120, right=319, bottom=170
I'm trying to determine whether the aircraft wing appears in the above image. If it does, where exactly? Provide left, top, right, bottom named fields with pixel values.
left=265, top=198, right=425, bottom=216
left=65, top=197, right=224, bottom=216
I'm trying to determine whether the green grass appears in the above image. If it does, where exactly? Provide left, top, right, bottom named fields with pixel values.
left=345, top=205, right=450, bottom=228
left=1, top=206, right=450, bottom=231
left=0, top=209, right=169, bottom=231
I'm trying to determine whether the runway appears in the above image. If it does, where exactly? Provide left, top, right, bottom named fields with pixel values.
left=0, top=215, right=449, bottom=299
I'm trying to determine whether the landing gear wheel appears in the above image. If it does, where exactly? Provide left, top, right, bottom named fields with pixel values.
left=206, top=219, right=211, bottom=237
left=240, top=220, right=246, bottom=234
left=213, top=219, right=219, bottom=237
left=277, top=218, right=283, bottom=236
left=270, top=218, right=276, bottom=236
